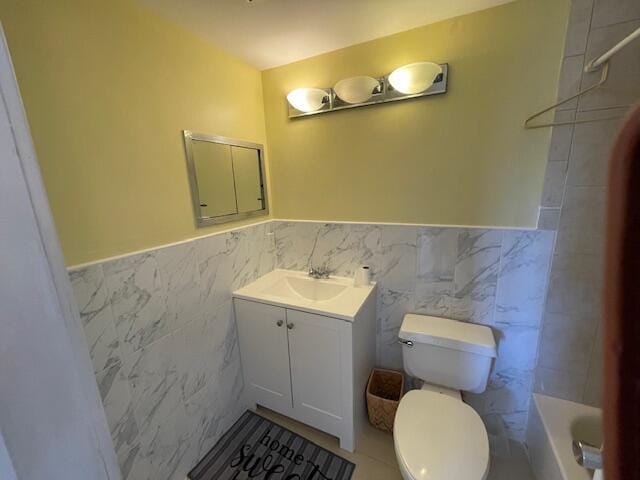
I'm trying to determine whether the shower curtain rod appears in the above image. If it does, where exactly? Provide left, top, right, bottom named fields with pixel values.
left=524, top=26, right=640, bottom=129
left=585, top=27, right=640, bottom=72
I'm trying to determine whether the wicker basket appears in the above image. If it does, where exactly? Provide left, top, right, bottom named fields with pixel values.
left=366, top=368, right=405, bottom=432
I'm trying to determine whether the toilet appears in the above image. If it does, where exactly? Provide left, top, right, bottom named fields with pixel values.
left=393, top=313, right=497, bottom=480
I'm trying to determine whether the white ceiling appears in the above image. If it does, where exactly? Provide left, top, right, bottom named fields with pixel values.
left=139, top=0, right=516, bottom=70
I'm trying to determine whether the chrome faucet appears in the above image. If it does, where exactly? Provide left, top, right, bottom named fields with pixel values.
left=308, top=265, right=331, bottom=279
left=573, top=440, right=603, bottom=470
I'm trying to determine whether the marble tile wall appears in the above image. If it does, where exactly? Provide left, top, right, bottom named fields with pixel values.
left=271, top=221, right=555, bottom=441
left=535, top=0, right=640, bottom=406
left=68, top=222, right=275, bottom=480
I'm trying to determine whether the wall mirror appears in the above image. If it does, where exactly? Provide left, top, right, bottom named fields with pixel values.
left=183, top=131, right=268, bottom=227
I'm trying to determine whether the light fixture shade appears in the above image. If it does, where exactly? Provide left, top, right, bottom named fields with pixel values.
left=286, top=88, right=328, bottom=113
left=388, top=62, right=442, bottom=95
left=333, top=76, right=381, bottom=104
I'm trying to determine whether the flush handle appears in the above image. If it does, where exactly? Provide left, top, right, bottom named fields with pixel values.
left=398, top=339, right=414, bottom=348
left=276, top=320, right=284, bottom=327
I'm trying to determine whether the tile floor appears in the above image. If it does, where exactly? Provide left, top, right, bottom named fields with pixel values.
left=256, top=406, right=536, bottom=480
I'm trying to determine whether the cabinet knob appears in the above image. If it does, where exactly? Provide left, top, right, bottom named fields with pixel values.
left=287, top=323, right=294, bottom=330
left=276, top=320, right=284, bottom=327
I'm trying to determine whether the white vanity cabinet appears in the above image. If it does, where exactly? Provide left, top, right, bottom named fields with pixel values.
left=233, top=281, right=376, bottom=453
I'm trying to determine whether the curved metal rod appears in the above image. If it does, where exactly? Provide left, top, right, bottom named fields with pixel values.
left=524, top=63, right=610, bottom=129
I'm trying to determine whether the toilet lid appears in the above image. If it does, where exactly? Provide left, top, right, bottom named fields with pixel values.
left=394, top=390, right=490, bottom=480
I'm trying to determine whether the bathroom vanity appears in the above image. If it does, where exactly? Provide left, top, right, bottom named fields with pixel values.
left=232, top=269, right=376, bottom=452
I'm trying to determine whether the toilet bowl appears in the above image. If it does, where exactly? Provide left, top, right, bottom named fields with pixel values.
left=394, top=388, right=490, bottom=480
left=394, top=314, right=497, bottom=480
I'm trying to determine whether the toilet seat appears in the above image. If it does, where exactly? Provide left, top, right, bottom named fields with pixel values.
left=394, top=389, right=490, bottom=480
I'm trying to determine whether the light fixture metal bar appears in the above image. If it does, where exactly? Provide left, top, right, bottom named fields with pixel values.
left=288, top=63, right=448, bottom=119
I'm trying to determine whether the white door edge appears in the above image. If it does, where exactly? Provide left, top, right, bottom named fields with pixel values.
left=0, top=21, right=121, bottom=480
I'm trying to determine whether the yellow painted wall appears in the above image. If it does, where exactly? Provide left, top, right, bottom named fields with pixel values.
left=0, top=0, right=569, bottom=264
left=262, top=0, right=569, bottom=227
left=0, top=0, right=269, bottom=265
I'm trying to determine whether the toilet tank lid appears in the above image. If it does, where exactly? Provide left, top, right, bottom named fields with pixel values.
left=399, top=314, right=497, bottom=358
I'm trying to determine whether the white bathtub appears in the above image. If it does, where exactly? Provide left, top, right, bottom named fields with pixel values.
left=526, top=394, right=602, bottom=480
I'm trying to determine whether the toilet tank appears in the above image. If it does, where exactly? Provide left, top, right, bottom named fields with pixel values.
left=399, top=314, right=497, bottom=394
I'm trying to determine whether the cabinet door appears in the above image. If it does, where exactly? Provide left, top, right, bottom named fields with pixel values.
left=231, top=146, right=264, bottom=213
left=286, top=309, right=348, bottom=434
left=234, top=299, right=292, bottom=412
left=191, top=141, right=237, bottom=217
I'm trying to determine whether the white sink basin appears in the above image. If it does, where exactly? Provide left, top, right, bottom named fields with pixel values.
left=261, top=275, right=347, bottom=302
left=233, top=269, right=376, bottom=321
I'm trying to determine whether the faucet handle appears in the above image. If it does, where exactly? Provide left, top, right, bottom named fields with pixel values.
left=318, top=264, right=332, bottom=278
left=308, top=265, right=332, bottom=279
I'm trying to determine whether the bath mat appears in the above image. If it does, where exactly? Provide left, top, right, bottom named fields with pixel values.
left=188, top=410, right=356, bottom=480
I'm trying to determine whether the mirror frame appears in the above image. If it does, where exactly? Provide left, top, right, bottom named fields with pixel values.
left=183, top=130, right=269, bottom=227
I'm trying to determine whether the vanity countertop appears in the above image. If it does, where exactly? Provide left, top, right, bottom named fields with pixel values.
left=233, top=269, right=376, bottom=321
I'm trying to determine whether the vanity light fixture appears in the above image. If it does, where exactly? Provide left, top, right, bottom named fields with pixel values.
left=286, top=87, right=330, bottom=113
left=387, top=62, right=443, bottom=95
left=333, top=76, right=382, bottom=104
left=286, top=62, right=448, bottom=118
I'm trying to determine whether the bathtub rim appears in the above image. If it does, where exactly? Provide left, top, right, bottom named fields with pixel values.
left=529, top=393, right=602, bottom=480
